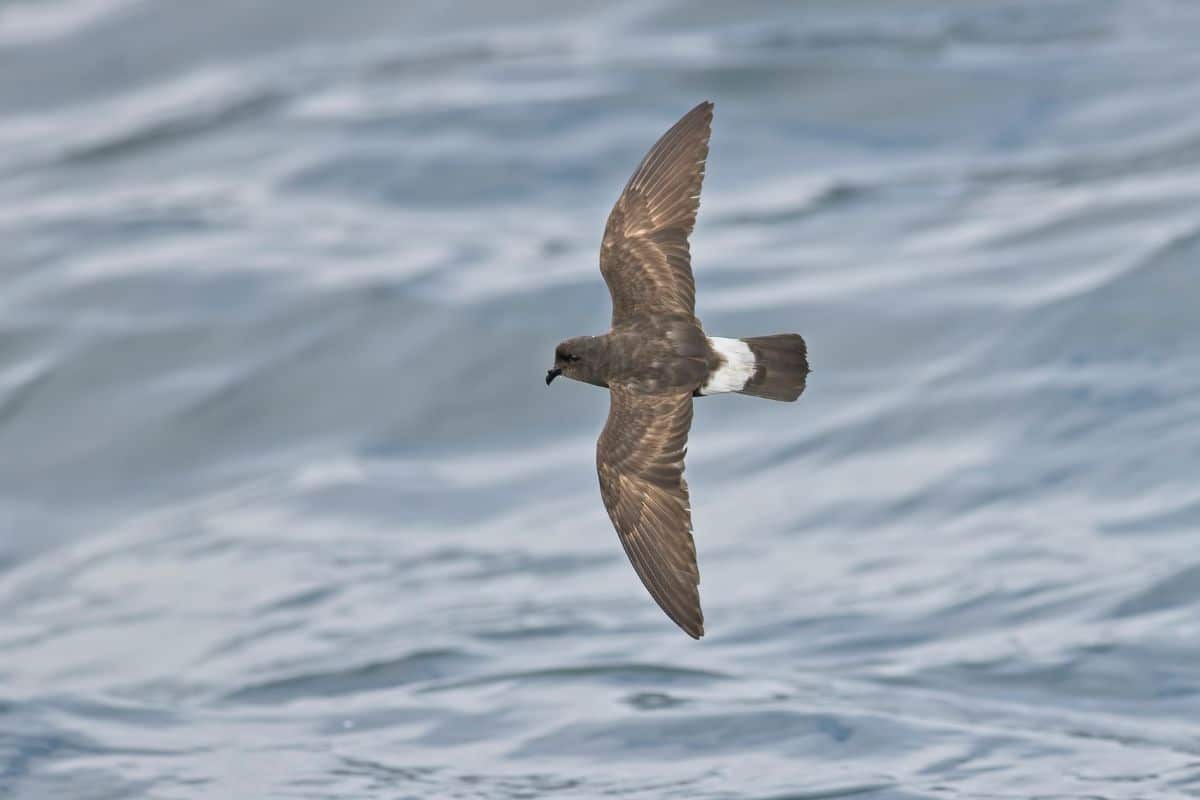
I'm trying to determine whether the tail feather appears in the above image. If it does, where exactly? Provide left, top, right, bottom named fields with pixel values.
left=737, top=334, right=809, bottom=402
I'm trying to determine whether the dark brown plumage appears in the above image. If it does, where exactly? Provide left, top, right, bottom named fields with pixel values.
left=600, top=101, right=710, bottom=324
left=597, top=388, right=701, bottom=638
left=547, top=101, right=810, bottom=638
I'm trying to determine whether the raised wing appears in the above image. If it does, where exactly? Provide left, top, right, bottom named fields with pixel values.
left=600, top=101, right=713, bottom=326
left=596, top=385, right=702, bottom=638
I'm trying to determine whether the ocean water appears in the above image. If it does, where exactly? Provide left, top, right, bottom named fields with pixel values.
left=2, top=0, right=1200, bottom=797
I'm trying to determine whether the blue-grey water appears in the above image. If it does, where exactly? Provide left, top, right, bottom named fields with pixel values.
left=3, top=1, right=1200, bottom=797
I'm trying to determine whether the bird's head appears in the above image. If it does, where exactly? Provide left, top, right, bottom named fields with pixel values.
left=546, top=336, right=605, bottom=387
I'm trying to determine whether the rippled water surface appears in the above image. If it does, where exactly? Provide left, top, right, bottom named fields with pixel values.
left=3, top=1, right=1200, bottom=797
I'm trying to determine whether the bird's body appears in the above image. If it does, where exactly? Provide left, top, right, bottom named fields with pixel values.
left=557, top=319, right=711, bottom=392
left=547, top=101, right=809, bottom=638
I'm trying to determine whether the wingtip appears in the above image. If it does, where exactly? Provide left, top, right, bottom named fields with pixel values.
left=678, top=100, right=713, bottom=122
left=679, top=614, right=705, bottom=639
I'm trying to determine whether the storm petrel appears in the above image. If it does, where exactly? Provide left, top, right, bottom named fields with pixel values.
left=546, top=101, right=809, bottom=638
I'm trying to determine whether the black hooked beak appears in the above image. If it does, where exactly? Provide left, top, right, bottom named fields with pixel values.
left=545, top=367, right=561, bottom=385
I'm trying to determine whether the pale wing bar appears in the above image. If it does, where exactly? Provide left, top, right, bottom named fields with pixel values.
left=596, top=386, right=703, bottom=638
left=600, top=101, right=713, bottom=325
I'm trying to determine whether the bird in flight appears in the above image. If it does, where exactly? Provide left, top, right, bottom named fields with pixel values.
left=546, top=101, right=809, bottom=638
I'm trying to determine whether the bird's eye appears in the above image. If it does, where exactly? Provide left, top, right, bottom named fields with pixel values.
left=565, top=354, right=581, bottom=363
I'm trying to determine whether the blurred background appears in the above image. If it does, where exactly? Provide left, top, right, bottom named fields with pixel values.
left=2, top=0, right=1200, bottom=797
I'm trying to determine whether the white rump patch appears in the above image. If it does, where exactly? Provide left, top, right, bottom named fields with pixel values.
left=700, top=337, right=756, bottom=395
